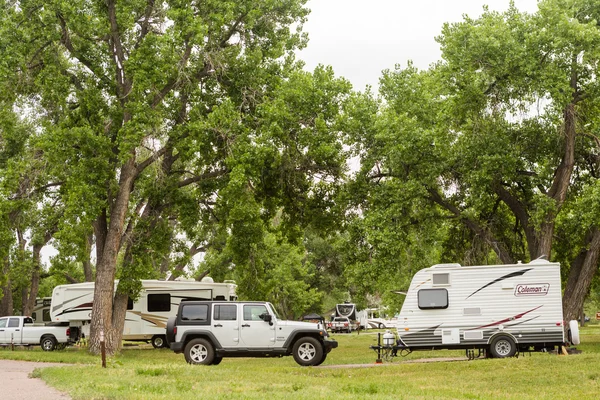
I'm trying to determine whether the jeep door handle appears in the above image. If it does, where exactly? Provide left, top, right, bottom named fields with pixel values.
left=242, top=324, right=250, bottom=327
left=213, top=324, right=223, bottom=328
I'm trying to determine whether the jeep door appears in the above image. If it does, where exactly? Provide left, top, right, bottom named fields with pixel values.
left=212, top=303, right=239, bottom=347
left=240, top=304, right=276, bottom=348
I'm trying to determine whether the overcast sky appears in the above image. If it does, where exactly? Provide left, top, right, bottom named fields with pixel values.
left=298, top=0, right=540, bottom=90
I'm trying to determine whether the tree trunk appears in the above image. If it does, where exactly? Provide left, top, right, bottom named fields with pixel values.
left=22, top=242, right=43, bottom=316
left=89, top=159, right=137, bottom=355
left=562, top=228, right=600, bottom=322
left=0, top=257, right=13, bottom=316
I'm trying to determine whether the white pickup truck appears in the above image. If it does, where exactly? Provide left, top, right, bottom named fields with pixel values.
left=0, top=316, right=72, bottom=351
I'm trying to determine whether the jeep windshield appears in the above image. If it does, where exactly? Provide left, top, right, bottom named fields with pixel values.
left=267, top=302, right=281, bottom=319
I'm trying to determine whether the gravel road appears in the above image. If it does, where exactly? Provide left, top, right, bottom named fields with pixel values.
left=0, top=360, right=72, bottom=400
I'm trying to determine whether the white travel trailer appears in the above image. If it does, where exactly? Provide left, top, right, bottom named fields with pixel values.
left=389, top=259, right=578, bottom=358
left=50, top=278, right=237, bottom=348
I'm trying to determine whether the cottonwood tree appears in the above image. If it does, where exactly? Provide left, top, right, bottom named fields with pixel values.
left=1, top=0, right=346, bottom=355
left=351, top=0, right=600, bottom=320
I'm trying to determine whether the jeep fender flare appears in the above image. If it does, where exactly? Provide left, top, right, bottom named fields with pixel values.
left=180, top=330, right=223, bottom=350
left=282, top=330, right=324, bottom=352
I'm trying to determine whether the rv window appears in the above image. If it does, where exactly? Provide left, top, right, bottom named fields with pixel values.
left=432, top=273, right=450, bottom=285
left=214, top=304, right=237, bottom=321
left=417, top=289, right=448, bottom=309
left=127, top=297, right=134, bottom=310
left=147, top=294, right=171, bottom=312
left=43, top=309, right=51, bottom=322
left=32, top=312, right=37, bottom=321
left=181, top=304, right=208, bottom=321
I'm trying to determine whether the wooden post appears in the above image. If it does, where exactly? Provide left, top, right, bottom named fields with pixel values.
left=100, top=329, right=106, bottom=368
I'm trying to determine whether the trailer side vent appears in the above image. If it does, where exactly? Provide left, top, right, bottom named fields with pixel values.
left=463, top=307, right=481, bottom=316
left=464, top=331, right=483, bottom=340
left=432, top=273, right=450, bottom=286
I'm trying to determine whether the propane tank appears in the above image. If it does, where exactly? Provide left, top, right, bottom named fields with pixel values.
left=383, top=330, right=395, bottom=347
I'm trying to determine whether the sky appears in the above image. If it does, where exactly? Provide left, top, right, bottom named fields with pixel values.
left=297, top=0, right=540, bottom=91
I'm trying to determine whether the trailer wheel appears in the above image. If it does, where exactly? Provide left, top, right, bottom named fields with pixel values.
left=41, top=336, right=57, bottom=351
left=568, top=320, right=580, bottom=345
left=489, top=335, right=516, bottom=358
left=151, top=335, right=167, bottom=348
left=292, top=337, right=324, bottom=366
left=378, top=323, right=385, bottom=329
left=184, top=338, right=215, bottom=365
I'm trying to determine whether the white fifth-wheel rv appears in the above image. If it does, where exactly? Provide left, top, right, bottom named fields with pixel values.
left=384, top=259, right=579, bottom=358
left=50, top=278, right=237, bottom=348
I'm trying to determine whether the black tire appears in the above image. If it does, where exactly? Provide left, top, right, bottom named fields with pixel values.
left=489, top=335, right=517, bottom=358
left=292, top=337, right=324, bottom=366
left=165, top=317, right=176, bottom=345
left=41, top=336, right=57, bottom=351
left=212, top=356, right=223, bottom=365
left=184, top=338, right=215, bottom=365
left=314, top=352, right=327, bottom=366
left=378, top=323, right=385, bottom=329
left=151, top=335, right=166, bottom=349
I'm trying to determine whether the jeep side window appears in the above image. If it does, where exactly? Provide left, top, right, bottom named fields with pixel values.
left=243, top=305, right=268, bottom=321
left=214, top=304, right=237, bottom=321
left=181, top=304, right=208, bottom=321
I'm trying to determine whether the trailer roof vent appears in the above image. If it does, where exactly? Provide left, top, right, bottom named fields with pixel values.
left=432, top=273, right=450, bottom=286
left=431, top=263, right=461, bottom=269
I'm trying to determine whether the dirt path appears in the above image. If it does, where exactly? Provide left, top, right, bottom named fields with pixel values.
left=0, top=360, right=72, bottom=400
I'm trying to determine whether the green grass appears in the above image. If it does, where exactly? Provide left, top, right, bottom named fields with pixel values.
left=2, top=327, right=600, bottom=399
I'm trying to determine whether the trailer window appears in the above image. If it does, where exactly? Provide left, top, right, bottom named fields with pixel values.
left=43, top=310, right=51, bottom=322
left=432, top=273, right=450, bottom=285
left=214, top=304, right=237, bottom=321
left=148, top=294, right=170, bottom=312
left=181, top=304, right=209, bottom=322
left=418, top=289, right=448, bottom=309
left=127, top=297, right=134, bottom=310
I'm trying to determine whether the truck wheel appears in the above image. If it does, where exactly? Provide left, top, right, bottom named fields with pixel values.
left=489, top=335, right=516, bottom=358
left=41, top=336, right=57, bottom=351
left=151, top=335, right=166, bottom=348
left=184, top=338, right=215, bottom=365
left=292, top=337, right=324, bottom=366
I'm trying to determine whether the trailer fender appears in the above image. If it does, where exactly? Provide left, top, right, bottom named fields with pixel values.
left=568, top=320, right=580, bottom=345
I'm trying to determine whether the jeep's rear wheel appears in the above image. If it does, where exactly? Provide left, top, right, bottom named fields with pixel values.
left=184, top=338, right=215, bottom=365
left=292, top=337, right=323, bottom=366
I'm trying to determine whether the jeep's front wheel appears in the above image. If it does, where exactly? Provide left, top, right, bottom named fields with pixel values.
left=184, top=338, right=215, bottom=365
left=292, top=337, right=323, bottom=366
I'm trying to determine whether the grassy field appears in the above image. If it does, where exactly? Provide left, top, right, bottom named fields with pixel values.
left=1, top=326, right=600, bottom=399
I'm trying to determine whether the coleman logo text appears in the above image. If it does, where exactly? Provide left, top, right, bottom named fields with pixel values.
left=514, top=284, right=549, bottom=296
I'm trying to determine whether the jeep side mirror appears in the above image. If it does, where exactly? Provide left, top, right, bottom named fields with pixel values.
left=259, top=312, right=272, bottom=324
